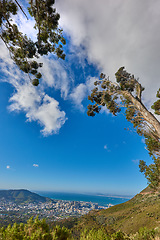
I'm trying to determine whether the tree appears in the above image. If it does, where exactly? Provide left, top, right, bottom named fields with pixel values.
left=87, top=67, right=160, bottom=189
left=0, top=0, right=66, bottom=86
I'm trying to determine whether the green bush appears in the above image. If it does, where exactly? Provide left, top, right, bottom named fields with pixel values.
left=0, top=218, right=159, bottom=240
left=135, top=227, right=156, bottom=240
left=80, top=227, right=110, bottom=240
left=52, top=225, right=72, bottom=240
left=0, top=217, right=71, bottom=240
left=111, top=230, right=129, bottom=240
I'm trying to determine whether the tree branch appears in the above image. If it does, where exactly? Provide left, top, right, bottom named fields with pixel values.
left=15, top=0, right=28, bottom=20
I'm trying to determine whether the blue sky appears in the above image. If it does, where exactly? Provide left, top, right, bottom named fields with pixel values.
left=0, top=0, right=160, bottom=196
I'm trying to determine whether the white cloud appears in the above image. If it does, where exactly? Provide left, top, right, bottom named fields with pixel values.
left=0, top=4, right=97, bottom=128
left=6, top=165, right=10, bottom=169
left=104, top=145, right=107, bottom=150
left=39, top=57, right=71, bottom=99
left=0, top=7, right=70, bottom=136
left=1, top=0, right=160, bottom=135
left=11, top=5, right=37, bottom=41
left=0, top=41, right=67, bottom=136
left=70, top=84, right=87, bottom=111
left=31, top=95, right=67, bottom=136
left=11, top=8, right=72, bottom=100
left=69, top=77, right=96, bottom=110
left=33, top=164, right=39, bottom=167
left=56, top=0, right=160, bottom=107
left=8, top=84, right=67, bottom=136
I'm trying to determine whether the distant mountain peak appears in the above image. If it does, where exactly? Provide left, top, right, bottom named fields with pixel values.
left=0, top=189, right=52, bottom=204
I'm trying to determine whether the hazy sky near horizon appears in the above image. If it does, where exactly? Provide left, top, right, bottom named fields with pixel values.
left=0, top=0, right=160, bottom=196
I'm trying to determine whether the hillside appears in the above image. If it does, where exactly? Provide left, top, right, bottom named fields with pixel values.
left=0, top=189, right=51, bottom=204
left=1, top=188, right=160, bottom=236
left=67, top=186, right=160, bottom=235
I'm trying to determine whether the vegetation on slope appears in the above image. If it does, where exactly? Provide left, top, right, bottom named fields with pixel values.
left=0, top=216, right=160, bottom=240
left=49, top=187, right=160, bottom=239
left=68, top=187, right=160, bottom=236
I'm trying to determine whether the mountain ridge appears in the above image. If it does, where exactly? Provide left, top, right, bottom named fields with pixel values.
left=0, top=189, right=52, bottom=204
left=72, top=186, right=160, bottom=234
left=53, top=186, right=160, bottom=237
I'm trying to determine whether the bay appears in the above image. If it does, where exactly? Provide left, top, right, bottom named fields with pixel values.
left=36, top=191, right=131, bottom=207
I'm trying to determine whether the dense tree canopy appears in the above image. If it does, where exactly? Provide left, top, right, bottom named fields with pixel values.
left=87, top=67, right=160, bottom=189
left=0, top=0, right=66, bottom=86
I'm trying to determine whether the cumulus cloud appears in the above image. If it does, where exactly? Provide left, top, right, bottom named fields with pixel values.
left=9, top=86, right=67, bottom=135
left=0, top=42, right=67, bottom=136
left=39, top=57, right=71, bottom=99
left=56, top=0, right=160, bottom=107
left=30, top=95, right=67, bottom=136
left=0, top=6, right=71, bottom=136
left=69, top=77, right=96, bottom=110
left=6, top=165, right=10, bottom=169
left=70, top=84, right=87, bottom=111
left=33, top=164, right=39, bottom=167
left=1, top=0, right=160, bottom=135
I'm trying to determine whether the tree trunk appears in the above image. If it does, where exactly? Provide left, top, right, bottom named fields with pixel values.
left=123, top=91, right=160, bottom=140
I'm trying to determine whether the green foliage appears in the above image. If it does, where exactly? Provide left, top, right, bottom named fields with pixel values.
left=80, top=227, right=110, bottom=240
left=151, top=88, right=160, bottom=115
left=52, top=225, right=72, bottom=240
left=111, top=230, right=129, bottom=240
left=0, top=0, right=66, bottom=86
left=80, top=227, right=156, bottom=240
left=115, top=67, right=136, bottom=92
left=32, top=78, right=39, bottom=86
left=87, top=67, right=160, bottom=189
left=0, top=216, right=160, bottom=240
left=80, top=228, right=129, bottom=240
left=24, top=216, right=52, bottom=240
left=135, top=227, right=156, bottom=240
left=0, top=217, right=72, bottom=240
left=139, top=157, right=160, bottom=189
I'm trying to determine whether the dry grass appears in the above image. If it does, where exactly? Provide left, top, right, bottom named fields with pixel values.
left=75, top=188, right=160, bottom=235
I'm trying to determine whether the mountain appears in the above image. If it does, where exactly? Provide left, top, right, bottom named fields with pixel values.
left=0, top=189, right=52, bottom=204
left=59, top=186, right=160, bottom=235
left=92, top=186, right=160, bottom=234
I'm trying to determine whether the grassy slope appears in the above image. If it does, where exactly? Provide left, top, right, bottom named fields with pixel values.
left=70, top=187, right=160, bottom=235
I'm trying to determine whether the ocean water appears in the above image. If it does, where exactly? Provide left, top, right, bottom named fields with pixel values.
left=36, top=191, right=131, bottom=207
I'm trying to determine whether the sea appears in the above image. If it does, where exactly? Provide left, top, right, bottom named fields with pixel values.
left=35, top=191, right=132, bottom=207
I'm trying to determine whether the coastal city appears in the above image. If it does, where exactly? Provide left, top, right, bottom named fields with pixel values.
left=0, top=197, right=113, bottom=225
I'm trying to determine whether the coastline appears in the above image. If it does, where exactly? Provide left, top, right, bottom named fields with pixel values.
left=35, top=191, right=131, bottom=207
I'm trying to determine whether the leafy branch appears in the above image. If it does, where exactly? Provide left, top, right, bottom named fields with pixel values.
left=0, top=0, right=66, bottom=86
